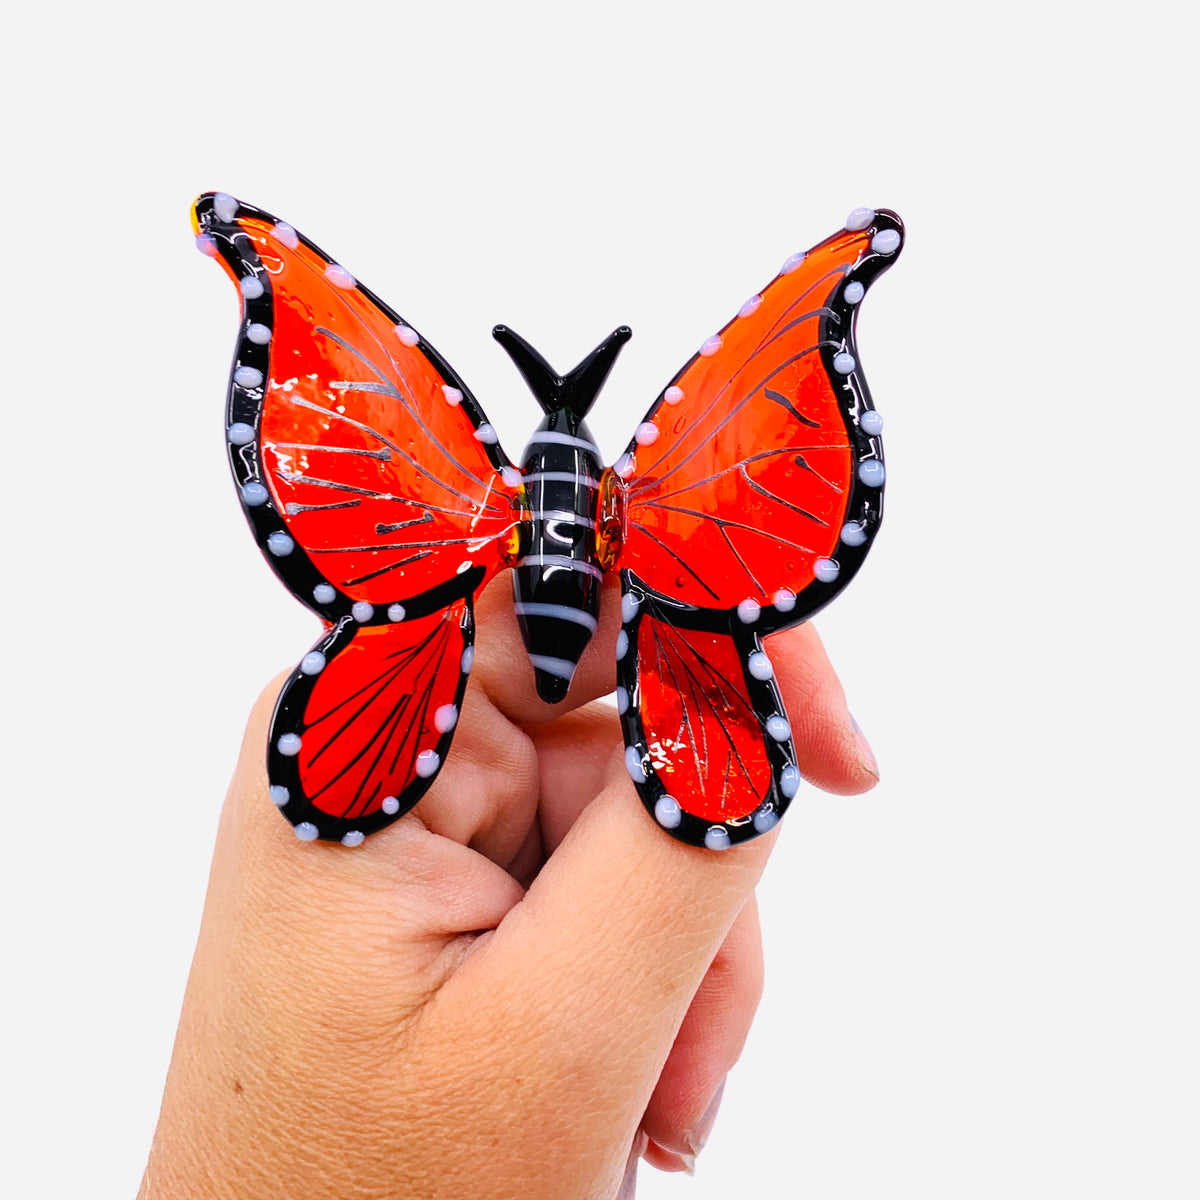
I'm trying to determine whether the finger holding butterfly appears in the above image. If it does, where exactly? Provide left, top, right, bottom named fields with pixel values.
left=429, top=567, right=876, bottom=872
left=520, top=628, right=875, bottom=1175
left=523, top=623, right=877, bottom=857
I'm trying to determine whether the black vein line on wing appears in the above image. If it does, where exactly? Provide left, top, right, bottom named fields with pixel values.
left=341, top=680, right=416, bottom=818
left=346, top=628, right=445, bottom=820
left=652, top=623, right=707, bottom=785
left=631, top=267, right=846, bottom=483
left=793, top=454, right=844, bottom=494
left=308, top=661, right=411, bottom=800
left=308, top=666, right=408, bottom=789
left=639, top=503, right=818, bottom=557
left=760, top=307, right=837, bottom=352
left=341, top=550, right=434, bottom=587
left=764, top=389, right=820, bottom=428
left=275, top=469, right=482, bottom=519
left=311, top=534, right=501, bottom=553
left=308, top=617, right=452, bottom=812
left=682, top=637, right=759, bottom=790
left=328, top=381, right=394, bottom=395
left=390, top=633, right=443, bottom=781
left=347, top=614, right=455, bottom=819
left=628, top=520, right=721, bottom=601
left=315, top=325, right=499, bottom=498
left=307, top=624, right=441, bottom=766
left=343, top=672, right=424, bottom=819
left=376, top=513, right=436, bottom=534
left=642, top=444, right=844, bottom=506
left=362, top=777, right=383, bottom=814
left=739, top=468, right=828, bottom=526
left=680, top=640, right=716, bottom=788
left=286, top=392, right=498, bottom=513
left=629, top=391, right=753, bottom=496
left=275, top=441, right=392, bottom=461
left=687, top=638, right=757, bottom=723
left=759, top=267, right=850, bottom=345
left=307, top=662, right=405, bottom=765
left=722, top=525, right=765, bottom=592
left=664, top=626, right=757, bottom=790
left=286, top=500, right=363, bottom=514
left=629, top=342, right=833, bottom=499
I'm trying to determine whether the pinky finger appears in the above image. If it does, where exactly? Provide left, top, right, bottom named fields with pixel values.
left=639, top=895, right=764, bottom=1163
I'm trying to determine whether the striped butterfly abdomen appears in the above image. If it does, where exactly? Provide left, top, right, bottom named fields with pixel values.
left=513, top=412, right=604, bottom=702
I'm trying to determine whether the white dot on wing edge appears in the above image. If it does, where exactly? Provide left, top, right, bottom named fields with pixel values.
left=213, top=192, right=238, bottom=223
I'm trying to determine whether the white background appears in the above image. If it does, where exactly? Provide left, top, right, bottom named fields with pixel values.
left=3, top=2, right=1196, bottom=1197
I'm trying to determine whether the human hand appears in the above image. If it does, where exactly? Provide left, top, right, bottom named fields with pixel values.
left=140, top=573, right=878, bottom=1200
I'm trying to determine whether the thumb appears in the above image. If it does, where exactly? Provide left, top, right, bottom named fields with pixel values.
left=430, top=758, right=776, bottom=1176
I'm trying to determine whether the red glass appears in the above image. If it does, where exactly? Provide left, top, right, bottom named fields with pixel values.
left=634, top=619, right=770, bottom=824
left=617, top=228, right=868, bottom=608
left=209, top=214, right=523, bottom=606
left=297, top=605, right=470, bottom=821
left=194, top=193, right=901, bottom=849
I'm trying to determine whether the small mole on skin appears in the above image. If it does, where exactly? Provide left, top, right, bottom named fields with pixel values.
left=233, top=1080, right=244, bottom=1095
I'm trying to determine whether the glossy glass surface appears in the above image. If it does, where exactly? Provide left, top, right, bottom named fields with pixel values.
left=196, top=191, right=902, bottom=846
left=634, top=619, right=770, bottom=824
left=617, top=227, right=870, bottom=609
left=212, top=213, right=524, bottom=606
left=296, top=605, right=469, bottom=821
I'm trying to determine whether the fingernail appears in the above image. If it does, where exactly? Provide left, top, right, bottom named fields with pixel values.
left=850, top=713, right=879, bottom=781
left=685, top=1078, right=726, bottom=1159
left=648, top=1143, right=693, bottom=1174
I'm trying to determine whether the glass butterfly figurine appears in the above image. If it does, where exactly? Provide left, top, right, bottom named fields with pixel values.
left=192, top=194, right=903, bottom=850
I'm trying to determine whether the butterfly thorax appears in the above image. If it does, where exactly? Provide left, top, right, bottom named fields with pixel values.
left=513, top=408, right=603, bottom=702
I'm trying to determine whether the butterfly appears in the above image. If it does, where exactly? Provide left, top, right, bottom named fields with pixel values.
left=192, top=193, right=902, bottom=850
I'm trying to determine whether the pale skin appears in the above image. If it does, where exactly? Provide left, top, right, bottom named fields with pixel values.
left=141, top=573, right=878, bottom=1200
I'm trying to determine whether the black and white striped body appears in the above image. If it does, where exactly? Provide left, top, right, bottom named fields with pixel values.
left=514, top=410, right=604, bottom=702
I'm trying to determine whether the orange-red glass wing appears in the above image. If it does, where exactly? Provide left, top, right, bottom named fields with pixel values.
left=267, top=600, right=474, bottom=842
left=616, top=592, right=799, bottom=847
left=613, top=210, right=901, bottom=847
left=194, top=192, right=521, bottom=844
left=193, top=193, right=525, bottom=612
left=615, top=210, right=901, bottom=627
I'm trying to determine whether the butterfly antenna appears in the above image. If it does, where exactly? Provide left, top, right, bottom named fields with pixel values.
left=492, top=325, right=564, bottom=415
left=561, top=325, right=632, bottom=420
left=494, top=324, right=632, bottom=419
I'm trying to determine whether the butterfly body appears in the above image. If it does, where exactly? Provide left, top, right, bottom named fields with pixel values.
left=193, top=195, right=902, bottom=849
left=513, top=411, right=605, bottom=702
left=497, top=323, right=634, bottom=701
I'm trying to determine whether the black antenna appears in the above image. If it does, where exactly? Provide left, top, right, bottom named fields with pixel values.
left=493, top=324, right=631, bottom=419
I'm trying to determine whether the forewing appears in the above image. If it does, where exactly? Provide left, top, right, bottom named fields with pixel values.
left=616, top=209, right=902, bottom=633
left=268, top=598, right=475, bottom=843
left=193, top=192, right=525, bottom=615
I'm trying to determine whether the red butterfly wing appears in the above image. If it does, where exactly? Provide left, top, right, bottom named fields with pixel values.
left=269, top=600, right=474, bottom=843
left=194, top=193, right=525, bottom=612
left=616, top=210, right=900, bottom=621
left=194, top=193, right=522, bottom=842
left=612, top=209, right=903, bottom=848
left=616, top=589, right=798, bottom=849
left=617, top=596, right=796, bottom=835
